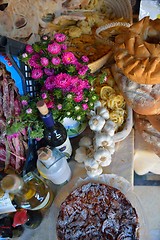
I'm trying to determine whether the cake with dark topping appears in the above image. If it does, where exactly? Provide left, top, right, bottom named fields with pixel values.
left=56, top=182, right=139, bottom=240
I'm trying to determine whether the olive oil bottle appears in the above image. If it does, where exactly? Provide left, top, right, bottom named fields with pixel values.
left=1, top=172, right=54, bottom=211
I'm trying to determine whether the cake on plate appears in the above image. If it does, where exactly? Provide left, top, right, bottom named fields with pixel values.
left=56, top=182, right=139, bottom=240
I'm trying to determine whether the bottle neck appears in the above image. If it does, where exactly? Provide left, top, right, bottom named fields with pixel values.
left=41, top=112, right=55, bottom=128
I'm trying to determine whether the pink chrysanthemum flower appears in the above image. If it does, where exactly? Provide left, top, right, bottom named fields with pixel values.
left=54, top=33, right=66, bottom=43
left=78, top=65, right=89, bottom=76
left=74, top=93, right=83, bottom=102
left=29, top=54, right=41, bottom=68
left=44, top=76, right=55, bottom=90
left=21, top=100, right=28, bottom=106
left=26, top=45, right=34, bottom=54
left=40, top=57, right=49, bottom=67
left=82, top=103, right=88, bottom=110
left=31, top=69, right=43, bottom=80
left=62, top=52, right=77, bottom=65
left=54, top=73, right=72, bottom=89
left=57, top=104, right=62, bottom=110
left=44, top=68, right=54, bottom=76
left=61, top=44, right=67, bottom=51
left=26, top=108, right=32, bottom=114
left=47, top=42, right=61, bottom=55
left=51, top=57, right=61, bottom=65
left=81, top=55, right=89, bottom=63
left=41, top=93, right=47, bottom=99
left=46, top=101, right=54, bottom=108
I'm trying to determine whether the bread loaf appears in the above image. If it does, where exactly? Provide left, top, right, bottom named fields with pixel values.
left=111, top=64, right=160, bottom=115
left=114, top=17, right=160, bottom=85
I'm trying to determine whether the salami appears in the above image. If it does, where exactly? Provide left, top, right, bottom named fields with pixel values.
left=0, top=62, right=28, bottom=172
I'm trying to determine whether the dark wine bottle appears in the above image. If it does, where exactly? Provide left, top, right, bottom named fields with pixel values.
left=12, top=209, right=43, bottom=229
left=0, top=214, right=24, bottom=239
left=37, top=100, right=72, bottom=159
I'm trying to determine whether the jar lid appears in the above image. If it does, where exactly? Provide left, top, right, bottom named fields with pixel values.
left=1, top=174, right=22, bottom=193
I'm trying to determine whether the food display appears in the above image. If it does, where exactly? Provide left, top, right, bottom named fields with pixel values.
left=94, top=68, right=127, bottom=130
left=56, top=182, right=140, bottom=239
left=111, top=16, right=160, bottom=157
left=114, top=16, right=160, bottom=85
left=42, top=12, right=121, bottom=63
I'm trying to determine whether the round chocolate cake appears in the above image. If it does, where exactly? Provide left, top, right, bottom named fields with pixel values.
left=56, top=182, right=139, bottom=240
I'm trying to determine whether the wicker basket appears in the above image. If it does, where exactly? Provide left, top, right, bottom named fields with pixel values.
left=88, top=0, right=133, bottom=73
left=105, top=0, right=133, bottom=24
left=88, top=50, right=113, bottom=73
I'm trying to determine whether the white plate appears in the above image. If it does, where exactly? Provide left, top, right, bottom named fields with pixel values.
left=53, top=174, right=149, bottom=240
left=114, top=105, right=133, bottom=142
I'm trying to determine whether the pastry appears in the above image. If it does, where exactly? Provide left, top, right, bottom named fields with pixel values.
left=56, top=182, right=139, bottom=239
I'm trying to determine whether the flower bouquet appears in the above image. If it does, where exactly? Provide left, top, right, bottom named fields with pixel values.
left=11, top=33, right=98, bottom=139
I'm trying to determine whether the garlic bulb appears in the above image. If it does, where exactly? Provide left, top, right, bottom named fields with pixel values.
left=84, top=158, right=103, bottom=177
left=102, top=120, right=116, bottom=136
left=97, top=107, right=110, bottom=120
left=94, top=132, right=113, bottom=148
left=94, top=101, right=102, bottom=112
left=75, top=146, right=87, bottom=163
left=89, top=115, right=105, bottom=132
left=106, top=142, right=116, bottom=155
left=79, top=136, right=92, bottom=148
left=94, top=149, right=111, bottom=167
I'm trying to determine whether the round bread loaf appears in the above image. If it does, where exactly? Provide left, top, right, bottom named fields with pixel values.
left=134, top=113, right=160, bottom=157
left=111, top=64, right=160, bottom=115
left=56, top=182, right=139, bottom=240
left=114, top=17, right=160, bottom=85
left=147, top=114, right=160, bottom=132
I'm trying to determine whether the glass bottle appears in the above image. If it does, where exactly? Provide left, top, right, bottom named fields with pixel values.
left=24, top=210, right=43, bottom=229
left=37, top=100, right=72, bottom=160
left=37, top=147, right=72, bottom=185
left=1, top=172, right=54, bottom=211
left=12, top=209, right=43, bottom=229
left=0, top=185, right=16, bottom=214
left=0, top=214, right=24, bottom=239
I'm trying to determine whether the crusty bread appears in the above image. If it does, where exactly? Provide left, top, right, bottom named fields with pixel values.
left=134, top=113, right=160, bottom=157
left=111, top=64, right=160, bottom=115
left=147, top=115, right=160, bottom=132
left=114, top=17, right=160, bottom=85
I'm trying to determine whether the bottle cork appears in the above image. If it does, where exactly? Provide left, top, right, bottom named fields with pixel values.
left=38, top=147, right=52, bottom=161
left=38, top=147, right=56, bottom=168
left=37, top=100, right=49, bottom=115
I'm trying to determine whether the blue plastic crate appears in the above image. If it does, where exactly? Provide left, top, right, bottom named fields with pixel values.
left=0, top=53, right=24, bottom=95
left=0, top=53, right=40, bottom=97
